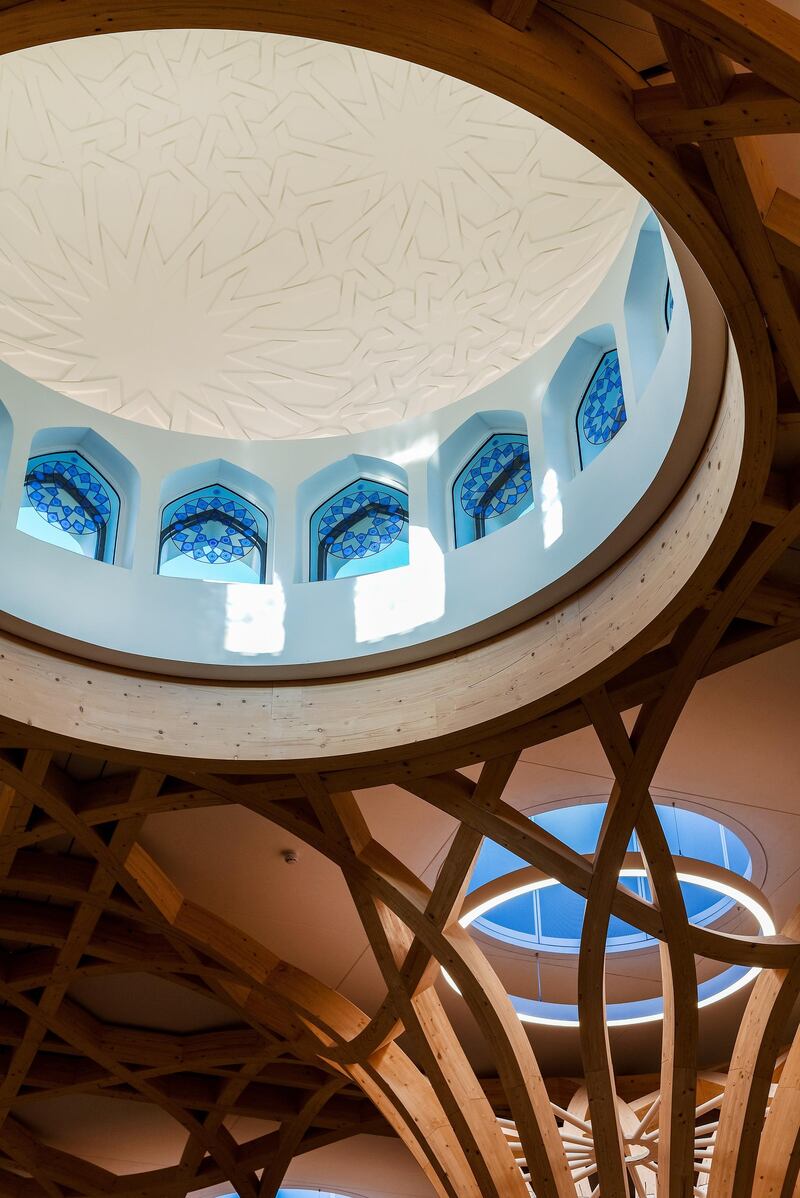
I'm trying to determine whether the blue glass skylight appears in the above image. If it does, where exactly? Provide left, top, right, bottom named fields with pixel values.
left=18, top=451, right=120, bottom=564
left=276, top=1192, right=351, bottom=1197
left=468, top=802, right=751, bottom=953
left=310, top=478, right=409, bottom=581
left=453, top=433, right=532, bottom=547
left=665, top=280, right=674, bottom=329
left=228, top=1192, right=350, bottom=1198
left=576, top=349, right=627, bottom=469
left=159, top=485, right=268, bottom=583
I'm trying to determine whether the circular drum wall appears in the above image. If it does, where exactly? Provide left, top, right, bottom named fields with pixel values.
left=0, top=0, right=774, bottom=774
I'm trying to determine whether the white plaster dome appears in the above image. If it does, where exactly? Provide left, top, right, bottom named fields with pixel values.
left=0, top=27, right=725, bottom=680
left=0, top=29, right=639, bottom=439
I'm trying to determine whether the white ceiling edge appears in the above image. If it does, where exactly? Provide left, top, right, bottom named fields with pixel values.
left=0, top=29, right=640, bottom=440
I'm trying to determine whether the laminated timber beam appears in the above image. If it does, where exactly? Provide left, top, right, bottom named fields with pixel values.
left=633, top=0, right=800, bottom=104
left=766, top=188, right=800, bottom=278
left=634, top=75, right=800, bottom=145
left=655, top=20, right=800, bottom=400
left=489, top=0, right=538, bottom=30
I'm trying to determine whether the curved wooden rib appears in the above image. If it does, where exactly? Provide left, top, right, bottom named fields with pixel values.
left=708, top=908, right=800, bottom=1198
left=583, top=690, right=699, bottom=1198
left=114, top=840, right=493, bottom=1198
left=752, top=1022, right=800, bottom=1198
left=257, top=1078, right=345, bottom=1198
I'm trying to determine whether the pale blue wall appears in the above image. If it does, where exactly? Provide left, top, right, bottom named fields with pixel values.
left=0, top=204, right=725, bottom=676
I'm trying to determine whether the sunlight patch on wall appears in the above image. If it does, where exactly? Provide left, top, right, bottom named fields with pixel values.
left=354, top=527, right=445, bottom=643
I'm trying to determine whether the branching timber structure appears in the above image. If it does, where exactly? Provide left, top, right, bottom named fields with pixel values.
left=0, top=1, right=799, bottom=1196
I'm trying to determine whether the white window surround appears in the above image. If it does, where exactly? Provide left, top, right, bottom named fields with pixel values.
left=0, top=206, right=726, bottom=677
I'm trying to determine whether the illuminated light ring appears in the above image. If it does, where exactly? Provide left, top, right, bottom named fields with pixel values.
left=443, top=859, right=774, bottom=1028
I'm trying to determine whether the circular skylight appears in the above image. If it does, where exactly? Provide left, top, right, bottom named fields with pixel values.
left=0, top=29, right=638, bottom=439
left=468, top=803, right=752, bottom=953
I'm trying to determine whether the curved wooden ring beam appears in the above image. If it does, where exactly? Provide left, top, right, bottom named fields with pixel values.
left=0, top=0, right=775, bottom=772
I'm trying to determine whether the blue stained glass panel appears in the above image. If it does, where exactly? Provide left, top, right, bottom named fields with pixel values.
left=310, top=478, right=409, bottom=582
left=18, top=451, right=120, bottom=563
left=159, top=485, right=268, bottom=584
left=576, top=349, right=627, bottom=469
left=453, top=433, right=532, bottom=548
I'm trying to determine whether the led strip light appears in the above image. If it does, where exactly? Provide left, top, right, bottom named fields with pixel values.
left=443, top=860, right=775, bottom=1028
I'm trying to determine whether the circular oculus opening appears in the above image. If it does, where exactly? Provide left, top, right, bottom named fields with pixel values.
left=467, top=802, right=752, bottom=953
left=447, top=803, right=767, bottom=1028
left=448, top=864, right=772, bottom=1028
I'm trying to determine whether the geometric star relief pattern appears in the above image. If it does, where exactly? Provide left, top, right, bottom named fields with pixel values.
left=0, top=30, right=639, bottom=439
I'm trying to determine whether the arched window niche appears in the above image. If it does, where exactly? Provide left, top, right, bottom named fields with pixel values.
left=16, top=428, right=137, bottom=567
left=428, top=410, right=532, bottom=552
left=623, top=210, right=673, bottom=399
left=453, top=431, right=532, bottom=548
left=158, top=461, right=272, bottom=584
left=540, top=326, right=628, bottom=479
left=309, top=475, right=409, bottom=582
left=576, top=346, right=628, bottom=469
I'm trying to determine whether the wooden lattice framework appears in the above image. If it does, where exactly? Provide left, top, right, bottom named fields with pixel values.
left=0, top=1, right=799, bottom=1196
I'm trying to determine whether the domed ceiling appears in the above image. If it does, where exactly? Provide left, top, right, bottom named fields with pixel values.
left=0, top=30, right=639, bottom=439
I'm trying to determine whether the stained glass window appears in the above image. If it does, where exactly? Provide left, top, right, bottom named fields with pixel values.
left=665, top=280, right=674, bottom=329
left=453, top=433, right=532, bottom=548
left=159, top=485, right=268, bottom=583
left=18, top=451, right=120, bottom=563
left=576, top=348, right=627, bottom=469
left=310, top=478, right=409, bottom=581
